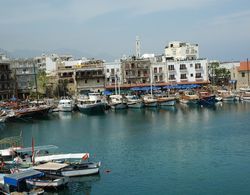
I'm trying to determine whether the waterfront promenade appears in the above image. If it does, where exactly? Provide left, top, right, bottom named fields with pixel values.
left=0, top=102, right=250, bottom=194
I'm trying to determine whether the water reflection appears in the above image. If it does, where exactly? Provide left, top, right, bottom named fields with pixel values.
left=63, top=175, right=101, bottom=195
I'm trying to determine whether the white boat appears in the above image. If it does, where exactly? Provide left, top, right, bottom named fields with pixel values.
left=33, top=161, right=101, bottom=177
left=125, top=95, right=144, bottom=108
left=35, top=153, right=89, bottom=163
left=77, top=93, right=106, bottom=114
left=216, top=90, right=236, bottom=101
left=109, top=95, right=127, bottom=109
left=179, top=90, right=199, bottom=105
left=239, top=88, right=250, bottom=101
left=143, top=95, right=158, bottom=107
left=26, top=173, right=69, bottom=189
left=57, top=97, right=74, bottom=112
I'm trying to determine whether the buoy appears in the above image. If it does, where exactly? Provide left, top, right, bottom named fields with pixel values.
left=105, top=169, right=111, bottom=173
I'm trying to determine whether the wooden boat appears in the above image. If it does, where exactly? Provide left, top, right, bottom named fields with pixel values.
left=198, top=91, right=216, bottom=106
left=179, top=90, right=199, bottom=105
left=156, top=95, right=176, bottom=106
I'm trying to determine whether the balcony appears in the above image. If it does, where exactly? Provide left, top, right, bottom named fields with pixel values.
left=195, top=77, right=203, bottom=81
left=168, top=78, right=176, bottom=82
left=179, top=68, right=188, bottom=72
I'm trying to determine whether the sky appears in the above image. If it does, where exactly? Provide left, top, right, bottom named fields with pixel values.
left=0, top=0, right=250, bottom=61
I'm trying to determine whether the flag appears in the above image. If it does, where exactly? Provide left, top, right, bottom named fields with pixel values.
left=82, top=153, right=89, bottom=160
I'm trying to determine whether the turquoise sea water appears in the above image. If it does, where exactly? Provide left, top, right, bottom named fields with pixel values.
left=1, top=102, right=250, bottom=195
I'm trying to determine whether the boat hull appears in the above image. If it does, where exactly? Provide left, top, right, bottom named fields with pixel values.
left=78, top=103, right=106, bottom=114
left=110, top=103, right=127, bottom=110
left=127, top=102, right=144, bottom=108
left=26, top=175, right=69, bottom=189
left=198, top=95, right=216, bottom=106
left=158, top=100, right=176, bottom=106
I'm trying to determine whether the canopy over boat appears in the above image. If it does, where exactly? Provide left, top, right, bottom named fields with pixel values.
left=32, top=162, right=69, bottom=171
left=4, top=169, right=44, bottom=187
left=35, top=153, right=89, bottom=162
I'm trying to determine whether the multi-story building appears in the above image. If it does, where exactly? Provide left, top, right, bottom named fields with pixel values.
left=165, top=41, right=199, bottom=60
left=166, top=59, right=209, bottom=84
left=121, top=57, right=151, bottom=85
left=56, top=58, right=105, bottom=95
left=104, top=61, right=122, bottom=86
left=10, top=59, right=38, bottom=99
left=34, top=53, right=73, bottom=73
left=0, top=54, right=15, bottom=100
left=75, top=59, right=105, bottom=94
left=231, top=61, right=250, bottom=89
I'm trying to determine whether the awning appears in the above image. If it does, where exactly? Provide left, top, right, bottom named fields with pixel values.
left=33, top=162, right=69, bottom=171
left=4, top=169, right=44, bottom=187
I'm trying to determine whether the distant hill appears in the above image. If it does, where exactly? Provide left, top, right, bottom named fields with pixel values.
left=0, top=48, right=116, bottom=61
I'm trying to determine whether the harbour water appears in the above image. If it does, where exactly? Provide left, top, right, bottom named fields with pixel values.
left=1, top=102, right=250, bottom=195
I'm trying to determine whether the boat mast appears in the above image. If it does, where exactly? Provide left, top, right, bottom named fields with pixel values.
left=150, top=66, right=153, bottom=96
left=247, top=58, right=249, bottom=88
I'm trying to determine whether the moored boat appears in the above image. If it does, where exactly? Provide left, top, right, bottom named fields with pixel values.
left=156, top=95, right=176, bottom=106
left=198, top=91, right=216, bottom=106
left=216, top=90, right=236, bottom=102
left=179, top=90, right=199, bottom=105
left=109, top=95, right=127, bottom=110
left=58, top=97, right=74, bottom=112
left=125, top=95, right=144, bottom=108
left=77, top=93, right=106, bottom=114
left=143, top=95, right=158, bottom=107
left=26, top=173, right=69, bottom=190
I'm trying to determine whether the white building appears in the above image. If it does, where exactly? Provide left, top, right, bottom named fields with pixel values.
left=166, top=59, right=208, bottom=83
left=165, top=41, right=199, bottom=61
left=103, top=60, right=122, bottom=86
left=34, top=54, right=73, bottom=73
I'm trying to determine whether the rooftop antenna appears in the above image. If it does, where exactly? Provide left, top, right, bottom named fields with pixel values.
left=135, top=36, right=141, bottom=59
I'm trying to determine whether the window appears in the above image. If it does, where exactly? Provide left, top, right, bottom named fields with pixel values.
left=180, top=64, right=186, bottom=70
left=196, top=73, right=202, bottom=78
left=159, top=67, right=163, bottom=73
left=190, top=73, right=193, bottom=77
left=195, top=63, right=201, bottom=69
left=168, top=65, right=175, bottom=70
left=169, top=74, right=175, bottom=80
left=107, top=69, right=109, bottom=73
left=190, top=64, right=193, bottom=68
left=85, top=80, right=88, bottom=83
left=159, top=75, right=163, bottom=81
left=180, top=74, right=187, bottom=79
left=111, top=69, right=115, bottom=74
left=97, top=79, right=100, bottom=83
left=154, top=68, right=157, bottom=73
left=242, top=72, right=245, bottom=77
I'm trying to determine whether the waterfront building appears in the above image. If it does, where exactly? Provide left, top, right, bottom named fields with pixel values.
left=0, top=54, right=15, bottom=100
left=10, top=59, right=38, bottom=99
left=165, top=41, right=199, bottom=60
left=121, top=57, right=151, bottom=85
left=231, top=61, right=250, bottom=89
left=166, top=58, right=209, bottom=84
left=75, top=59, right=105, bottom=94
left=34, top=53, right=73, bottom=73
left=104, top=60, right=122, bottom=87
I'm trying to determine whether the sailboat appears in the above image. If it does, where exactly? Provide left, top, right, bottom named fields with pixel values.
left=143, top=67, right=158, bottom=107
left=108, top=74, right=127, bottom=109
